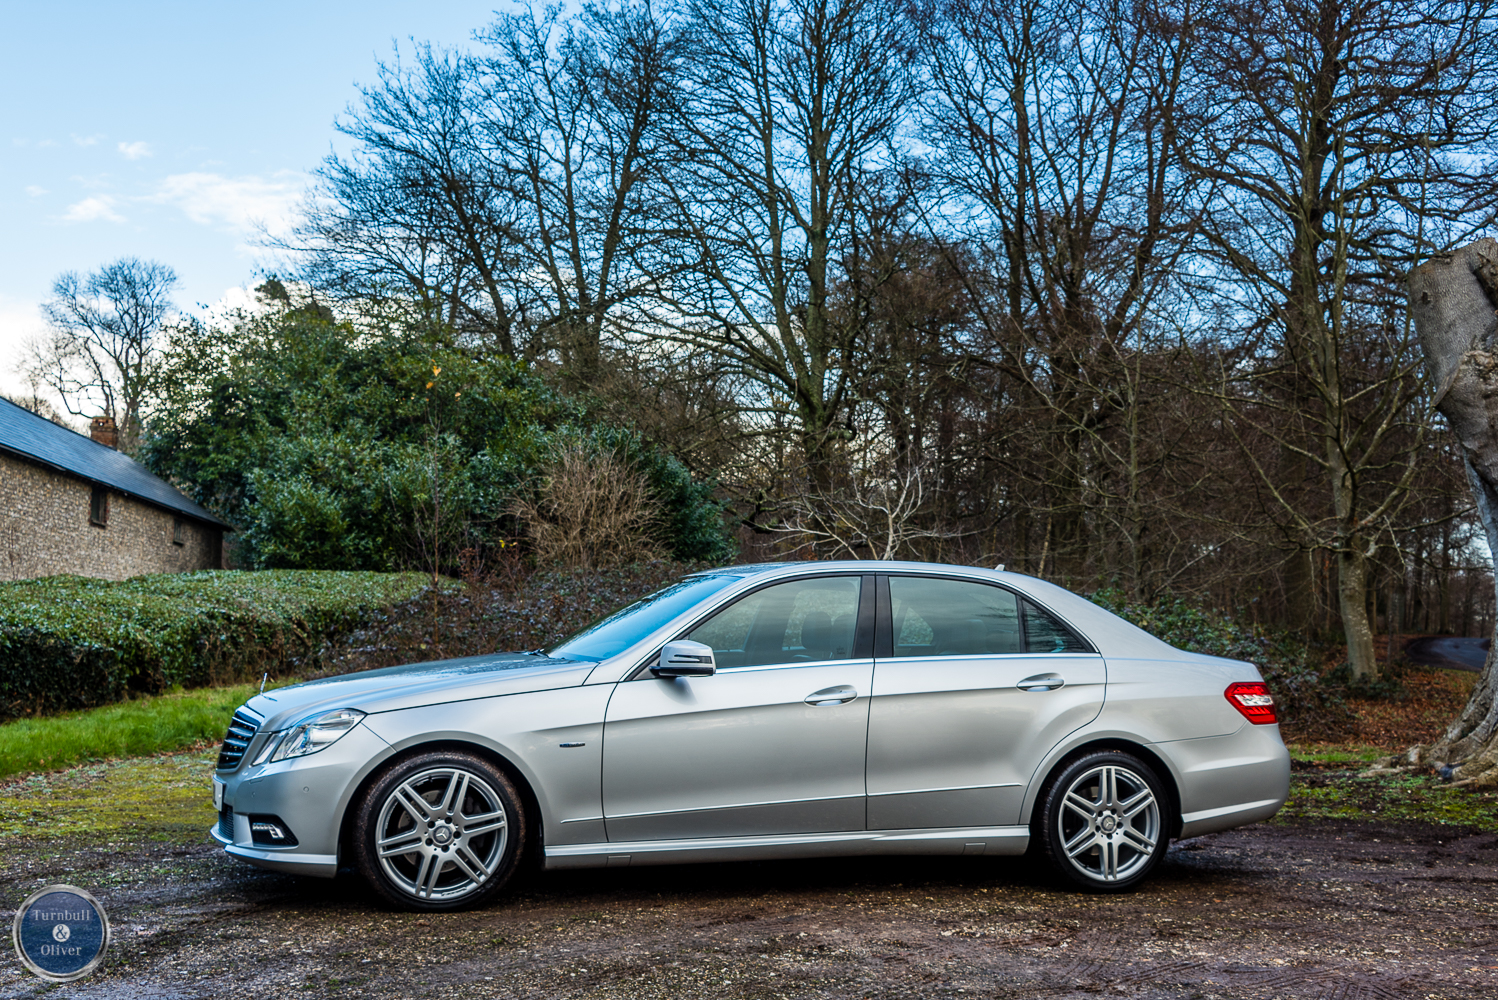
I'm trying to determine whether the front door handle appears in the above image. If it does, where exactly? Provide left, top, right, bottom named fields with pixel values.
left=805, top=685, right=858, bottom=706
left=1017, top=673, right=1065, bottom=692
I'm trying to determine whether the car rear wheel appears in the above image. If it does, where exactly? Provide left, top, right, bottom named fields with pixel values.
left=352, top=750, right=525, bottom=911
left=1036, top=750, right=1167, bottom=891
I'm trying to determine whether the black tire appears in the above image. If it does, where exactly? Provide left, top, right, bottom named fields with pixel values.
left=352, top=750, right=526, bottom=911
left=1035, top=750, right=1168, bottom=892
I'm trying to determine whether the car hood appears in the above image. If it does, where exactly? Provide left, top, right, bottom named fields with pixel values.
left=242, top=653, right=594, bottom=731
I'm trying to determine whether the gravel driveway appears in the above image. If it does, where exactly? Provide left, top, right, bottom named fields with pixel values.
left=0, top=754, right=1495, bottom=1000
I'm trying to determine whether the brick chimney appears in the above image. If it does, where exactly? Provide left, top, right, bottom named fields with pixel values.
left=90, top=416, right=118, bottom=449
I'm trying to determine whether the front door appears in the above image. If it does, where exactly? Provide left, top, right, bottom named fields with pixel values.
left=602, top=575, right=874, bottom=842
left=865, top=575, right=1106, bottom=830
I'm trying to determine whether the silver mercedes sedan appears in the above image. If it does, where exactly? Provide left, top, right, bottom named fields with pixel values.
left=210, top=561, right=1289, bottom=910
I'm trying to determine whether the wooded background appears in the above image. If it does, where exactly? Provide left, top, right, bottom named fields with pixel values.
left=20, top=0, right=1498, bottom=681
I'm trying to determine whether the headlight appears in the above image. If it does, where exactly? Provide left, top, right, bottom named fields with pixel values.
left=253, top=709, right=365, bottom=765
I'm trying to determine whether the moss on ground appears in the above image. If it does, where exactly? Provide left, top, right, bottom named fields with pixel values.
left=0, top=749, right=218, bottom=842
left=1280, top=746, right=1498, bottom=829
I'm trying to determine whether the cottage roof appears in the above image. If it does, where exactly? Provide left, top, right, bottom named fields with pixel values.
left=0, top=398, right=232, bottom=529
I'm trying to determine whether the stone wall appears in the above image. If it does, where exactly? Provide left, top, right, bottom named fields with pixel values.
left=0, top=453, right=223, bottom=581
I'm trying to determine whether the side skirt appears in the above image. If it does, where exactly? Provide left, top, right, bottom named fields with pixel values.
left=544, top=826, right=1031, bottom=869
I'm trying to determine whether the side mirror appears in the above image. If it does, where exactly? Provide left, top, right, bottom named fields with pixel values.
left=653, top=640, right=717, bottom=678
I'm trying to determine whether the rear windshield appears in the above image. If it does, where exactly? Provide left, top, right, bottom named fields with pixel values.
left=546, top=575, right=742, bottom=662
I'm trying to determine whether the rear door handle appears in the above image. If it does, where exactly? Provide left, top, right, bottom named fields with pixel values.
left=1017, top=673, right=1065, bottom=692
left=805, top=685, right=858, bottom=706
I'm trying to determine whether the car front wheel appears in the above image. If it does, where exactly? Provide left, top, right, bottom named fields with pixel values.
left=352, top=750, right=525, bottom=911
left=1036, top=750, right=1167, bottom=891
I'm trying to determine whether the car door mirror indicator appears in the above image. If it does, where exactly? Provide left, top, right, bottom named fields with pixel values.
left=653, top=640, right=717, bottom=677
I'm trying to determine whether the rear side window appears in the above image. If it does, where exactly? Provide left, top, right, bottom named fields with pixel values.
left=886, top=576, right=1092, bottom=656
left=1022, top=599, right=1092, bottom=653
left=888, top=577, right=1023, bottom=656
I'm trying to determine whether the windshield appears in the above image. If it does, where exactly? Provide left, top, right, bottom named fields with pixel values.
left=546, top=574, right=743, bottom=662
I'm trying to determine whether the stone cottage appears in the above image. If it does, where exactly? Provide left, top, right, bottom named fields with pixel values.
left=0, top=398, right=231, bottom=581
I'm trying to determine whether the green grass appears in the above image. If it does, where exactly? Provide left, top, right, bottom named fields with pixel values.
left=1285, top=744, right=1387, bottom=765
left=0, top=682, right=275, bottom=781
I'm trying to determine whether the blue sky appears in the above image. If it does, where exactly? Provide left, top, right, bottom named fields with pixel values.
left=0, top=1, right=502, bottom=398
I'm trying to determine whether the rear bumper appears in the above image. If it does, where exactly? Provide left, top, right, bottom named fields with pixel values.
left=1156, top=723, right=1290, bottom=837
left=1179, top=797, right=1284, bottom=837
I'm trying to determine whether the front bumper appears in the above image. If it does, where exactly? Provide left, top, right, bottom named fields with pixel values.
left=209, top=722, right=392, bottom=879
left=209, top=824, right=339, bottom=877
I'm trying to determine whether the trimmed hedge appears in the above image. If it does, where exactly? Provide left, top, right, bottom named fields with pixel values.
left=0, top=571, right=430, bottom=722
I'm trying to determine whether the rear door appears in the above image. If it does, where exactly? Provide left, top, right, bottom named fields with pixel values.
left=602, top=575, right=875, bottom=841
left=864, top=574, right=1105, bottom=830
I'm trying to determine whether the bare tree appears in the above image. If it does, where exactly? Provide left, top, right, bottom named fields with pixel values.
left=291, top=44, right=530, bottom=354
left=480, top=1, right=686, bottom=380
left=288, top=2, right=682, bottom=370
left=913, top=0, right=1200, bottom=588
left=22, top=257, right=178, bottom=452
left=772, top=443, right=966, bottom=559
left=1182, top=0, right=1498, bottom=679
left=648, top=0, right=917, bottom=492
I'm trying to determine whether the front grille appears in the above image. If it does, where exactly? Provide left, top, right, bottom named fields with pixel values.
left=218, top=806, right=234, bottom=841
left=217, top=709, right=260, bottom=770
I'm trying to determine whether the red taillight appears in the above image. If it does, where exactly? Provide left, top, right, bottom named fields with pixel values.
left=1225, top=682, right=1277, bottom=724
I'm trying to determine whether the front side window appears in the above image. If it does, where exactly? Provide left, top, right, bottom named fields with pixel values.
left=688, top=576, right=861, bottom=668
left=887, top=577, right=1090, bottom=656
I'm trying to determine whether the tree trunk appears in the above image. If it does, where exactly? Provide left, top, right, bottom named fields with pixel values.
left=1405, top=237, right=1498, bottom=785
left=1337, top=541, right=1377, bottom=681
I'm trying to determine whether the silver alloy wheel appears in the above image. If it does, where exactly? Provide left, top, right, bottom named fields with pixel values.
left=1056, top=763, right=1160, bottom=883
left=373, top=766, right=508, bottom=902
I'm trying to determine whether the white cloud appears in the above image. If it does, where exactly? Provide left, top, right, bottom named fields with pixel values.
left=0, top=294, right=50, bottom=399
left=201, top=285, right=270, bottom=326
left=117, top=140, right=152, bottom=160
left=61, top=195, right=126, bottom=224
left=71, top=133, right=103, bottom=147
left=24, top=185, right=46, bottom=197
left=144, top=171, right=303, bottom=236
